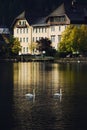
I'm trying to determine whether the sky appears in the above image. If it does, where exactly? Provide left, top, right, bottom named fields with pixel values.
left=0, top=0, right=87, bottom=26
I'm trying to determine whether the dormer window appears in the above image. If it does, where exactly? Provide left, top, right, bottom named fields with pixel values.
left=19, top=21, right=21, bottom=25
left=49, top=16, right=66, bottom=23
left=22, top=21, right=26, bottom=26
left=19, top=21, right=26, bottom=25
left=17, top=20, right=27, bottom=28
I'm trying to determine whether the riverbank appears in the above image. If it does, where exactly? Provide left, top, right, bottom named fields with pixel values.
left=1, top=57, right=87, bottom=63
left=55, top=57, right=87, bottom=63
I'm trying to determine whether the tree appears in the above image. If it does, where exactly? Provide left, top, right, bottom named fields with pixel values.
left=37, top=37, right=56, bottom=56
left=29, top=42, right=37, bottom=54
left=78, top=25, right=87, bottom=52
left=58, top=25, right=87, bottom=55
left=58, top=25, right=75, bottom=52
left=8, top=35, right=21, bottom=56
left=0, top=41, right=7, bottom=58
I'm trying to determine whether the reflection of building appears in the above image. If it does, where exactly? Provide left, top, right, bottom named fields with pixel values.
left=13, top=62, right=41, bottom=93
left=12, top=0, right=87, bottom=55
left=13, top=62, right=61, bottom=96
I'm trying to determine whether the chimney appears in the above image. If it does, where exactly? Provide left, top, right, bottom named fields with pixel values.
left=72, top=0, right=77, bottom=6
left=72, top=0, right=77, bottom=12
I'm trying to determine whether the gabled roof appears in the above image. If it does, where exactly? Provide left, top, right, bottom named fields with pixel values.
left=32, top=17, right=48, bottom=26
left=16, top=11, right=25, bottom=20
left=46, top=2, right=87, bottom=24
left=33, top=3, right=69, bottom=26
left=11, top=1, right=87, bottom=27
left=32, top=3, right=67, bottom=26
left=11, top=11, right=26, bottom=28
left=48, top=3, right=66, bottom=17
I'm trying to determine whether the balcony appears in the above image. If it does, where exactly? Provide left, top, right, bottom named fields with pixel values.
left=16, top=24, right=28, bottom=28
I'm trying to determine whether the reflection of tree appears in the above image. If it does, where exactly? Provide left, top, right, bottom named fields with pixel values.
left=13, top=62, right=64, bottom=129
left=30, top=62, right=63, bottom=130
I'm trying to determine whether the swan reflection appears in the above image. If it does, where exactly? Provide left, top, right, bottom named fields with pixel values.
left=53, top=88, right=62, bottom=102
left=25, top=89, right=35, bottom=102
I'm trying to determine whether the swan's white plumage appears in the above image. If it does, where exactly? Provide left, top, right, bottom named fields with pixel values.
left=53, top=89, right=62, bottom=98
left=25, top=89, right=35, bottom=101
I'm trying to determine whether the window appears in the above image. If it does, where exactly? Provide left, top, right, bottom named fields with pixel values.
left=20, top=28, right=22, bottom=33
left=20, top=38, right=22, bottom=42
left=26, top=28, right=28, bottom=33
left=26, top=47, right=28, bottom=53
left=23, top=38, right=25, bottom=42
left=23, top=47, right=25, bottom=53
left=36, top=28, right=37, bottom=33
left=36, top=37, right=38, bottom=41
left=40, top=28, right=42, bottom=33
left=58, top=35, right=61, bottom=42
left=17, top=29, right=19, bottom=33
left=23, top=28, right=25, bottom=33
left=37, top=28, right=39, bottom=33
left=19, top=21, right=21, bottom=25
left=26, top=37, right=28, bottom=42
left=45, top=28, right=47, bottom=33
left=42, top=28, right=44, bottom=33
left=51, top=35, right=55, bottom=42
left=39, top=28, right=40, bottom=33
left=22, top=21, right=26, bottom=25
left=51, top=26, right=55, bottom=31
left=33, top=28, right=38, bottom=33
left=50, top=16, right=65, bottom=23
left=59, top=26, right=61, bottom=31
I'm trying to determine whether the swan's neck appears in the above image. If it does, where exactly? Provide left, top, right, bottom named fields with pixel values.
left=33, top=89, right=35, bottom=96
left=33, top=89, right=35, bottom=102
left=60, top=89, right=62, bottom=95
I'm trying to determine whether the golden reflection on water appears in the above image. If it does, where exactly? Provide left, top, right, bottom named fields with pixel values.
left=12, top=62, right=84, bottom=130
left=12, top=62, right=63, bottom=129
left=13, top=62, right=78, bottom=97
left=13, top=62, right=62, bottom=96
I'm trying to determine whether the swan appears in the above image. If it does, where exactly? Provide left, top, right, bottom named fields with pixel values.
left=25, top=89, right=35, bottom=101
left=53, top=88, right=62, bottom=98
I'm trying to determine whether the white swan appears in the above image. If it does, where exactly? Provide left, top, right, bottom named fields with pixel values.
left=25, top=89, right=35, bottom=101
left=53, top=88, right=62, bottom=98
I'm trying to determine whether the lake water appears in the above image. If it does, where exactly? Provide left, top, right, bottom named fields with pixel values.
left=0, top=62, right=87, bottom=130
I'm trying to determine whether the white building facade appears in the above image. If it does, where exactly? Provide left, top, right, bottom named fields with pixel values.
left=12, top=12, right=32, bottom=55
left=12, top=1, right=87, bottom=55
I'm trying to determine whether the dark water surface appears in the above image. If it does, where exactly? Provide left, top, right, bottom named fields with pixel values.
left=0, top=62, right=87, bottom=130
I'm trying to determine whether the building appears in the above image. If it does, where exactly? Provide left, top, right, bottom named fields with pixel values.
left=12, top=0, right=87, bottom=55
left=0, top=26, right=10, bottom=34
left=12, top=12, right=32, bottom=55
left=0, top=25, right=10, bottom=47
